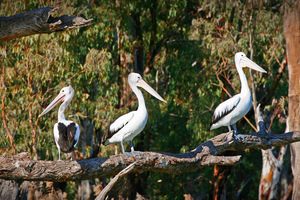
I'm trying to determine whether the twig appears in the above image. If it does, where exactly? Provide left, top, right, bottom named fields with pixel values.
left=68, top=69, right=87, bottom=81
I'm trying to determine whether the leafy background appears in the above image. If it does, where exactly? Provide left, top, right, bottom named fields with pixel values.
left=0, top=0, right=288, bottom=199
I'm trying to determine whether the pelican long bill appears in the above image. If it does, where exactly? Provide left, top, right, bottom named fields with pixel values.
left=240, top=56, right=267, bottom=73
left=39, top=93, right=66, bottom=117
left=136, top=79, right=166, bottom=103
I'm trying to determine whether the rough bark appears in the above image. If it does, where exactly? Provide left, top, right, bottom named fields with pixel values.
left=0, top=179, right=20, bottom=200
left=0, top=7, right=93, bottom=42
left=283, top=1, right=300, bottom=199
left=0, top=130, right=300, bottom=182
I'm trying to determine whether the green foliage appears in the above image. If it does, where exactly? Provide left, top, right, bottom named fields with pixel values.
left=0, top=0, right=288, bottom=199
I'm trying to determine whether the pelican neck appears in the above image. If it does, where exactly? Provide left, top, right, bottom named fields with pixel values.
left=131, top=84, right=147, bottom=111
left=235, top=61, right=250, bottom=94
left=58, top=99, right=71, bottom=122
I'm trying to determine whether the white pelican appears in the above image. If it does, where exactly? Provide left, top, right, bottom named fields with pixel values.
left=39, top=85, right=80, bottom=161
left=210, top=52, right=266, bottom=135
left=103, top=73, right=166, bottom=156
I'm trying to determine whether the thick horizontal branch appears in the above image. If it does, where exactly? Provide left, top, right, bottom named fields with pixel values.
left=0, top=7, right=93, bottom=42
left=0, top=130, right=299, bottom=182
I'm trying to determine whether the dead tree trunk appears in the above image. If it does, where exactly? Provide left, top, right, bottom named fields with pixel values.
left=283, top=1, right=300, bottom=199
left=259, top=113, right=289, bottom=199
left=0, top=7, right=92, bottom=42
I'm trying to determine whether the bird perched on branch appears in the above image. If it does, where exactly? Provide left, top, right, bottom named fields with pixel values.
left=103, top=73, right=166, bottom=156
left=39, top=85, right=80, bottom=161
left=210, top=52, right=266, bottom=135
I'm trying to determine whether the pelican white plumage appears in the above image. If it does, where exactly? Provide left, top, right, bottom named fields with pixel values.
left=210, top=52, right=266, bottom=135
left=103, top=73, right=166, bottom=156
left=39, top=85, right=80, bottom=161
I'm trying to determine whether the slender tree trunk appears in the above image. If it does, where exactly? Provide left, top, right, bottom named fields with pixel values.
left=116, top=0, right=130, bottom=108
left=145, top=0, right=157, bottom=74
left=283, top=1, right=300, bottom=199
left=132, top=11, right=144, bottom=75
left=209, top=163, right=232, bottom=200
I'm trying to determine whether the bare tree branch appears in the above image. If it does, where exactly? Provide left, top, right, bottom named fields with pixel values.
left=0, top=7, right=93, bottom=42
left=0, top=130, right=299, bottom=182
left=96, top=162, right=137, bottom=200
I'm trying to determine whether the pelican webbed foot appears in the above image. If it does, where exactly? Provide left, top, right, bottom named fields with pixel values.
left=70, top=152, right=74, bottom=161
left=124, top=152, right=133, bottom=157
left=131, top=150, right=141, bottom=155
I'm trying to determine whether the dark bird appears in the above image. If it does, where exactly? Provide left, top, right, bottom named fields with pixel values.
left=39, top=85, right=80, bottom=161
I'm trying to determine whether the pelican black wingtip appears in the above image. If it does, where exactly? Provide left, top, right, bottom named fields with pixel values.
left=102, top=140, right=109, bottom=146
